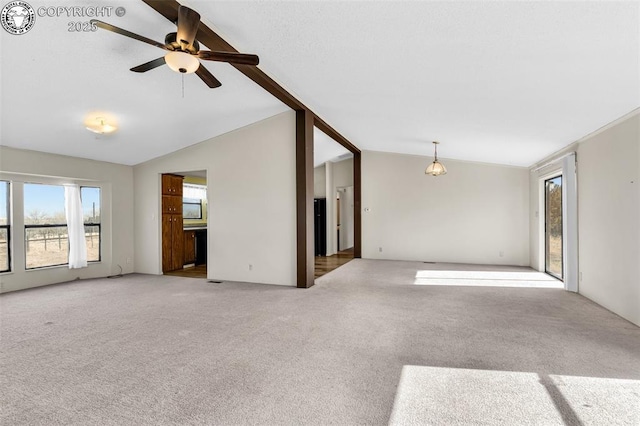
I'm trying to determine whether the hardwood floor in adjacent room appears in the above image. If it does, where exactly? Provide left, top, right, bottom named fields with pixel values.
left=315, top=248, right=354, bottom=279
left=165, top=264, right=207, bottom=279
left=164, top=251, right=354, bottom=281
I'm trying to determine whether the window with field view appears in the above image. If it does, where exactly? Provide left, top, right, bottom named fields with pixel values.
left=24, top=183, right=67, bottom=269
left=0, top=181, right=10, bottom=273
left=81, top=186, right=101, bottom=262
left=24, top=184, right=101, bottom=269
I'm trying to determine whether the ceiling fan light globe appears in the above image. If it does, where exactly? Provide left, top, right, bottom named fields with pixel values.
left=164, top=51, right=199, bottom=74
left=425, top=161, right=447, bottom=176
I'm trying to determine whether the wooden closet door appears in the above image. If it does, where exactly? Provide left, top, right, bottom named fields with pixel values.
left=171, top=215, right=184, bottom=270
left=162, top=214, right=172, bottom=272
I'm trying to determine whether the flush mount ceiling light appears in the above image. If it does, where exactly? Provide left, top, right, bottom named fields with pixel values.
left=425, top=141, right=447, bottom=176
left=86, top=117, right=117, bottom=134
left=164, top=51, right=200, bottom=74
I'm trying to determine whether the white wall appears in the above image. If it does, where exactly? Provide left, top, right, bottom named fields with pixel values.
left=333, top=157, right=354, bottom=188
left=133, top=111, right=297, bottom=287
left=338, top=186, right=355, bottom=250
left=362, top=150, right=530, bottom=265
left=330, top=158, right=353, bottom=254
left=314, top=164, right=326, bottom=198
left=0, top=147, right=135, bottom=292
left=324, top=161, right=336, bottom=255
left=576, top=113, right=639, bottom=325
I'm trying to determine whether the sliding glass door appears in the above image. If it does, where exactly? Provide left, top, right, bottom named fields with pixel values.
left=545, top=176, right=563, bottom=280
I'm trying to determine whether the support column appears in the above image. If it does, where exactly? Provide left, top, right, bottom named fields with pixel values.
left=296, top=110, right=314, bottom=288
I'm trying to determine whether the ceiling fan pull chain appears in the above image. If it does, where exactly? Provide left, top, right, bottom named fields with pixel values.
left=182, top=73, right=185, bottom=99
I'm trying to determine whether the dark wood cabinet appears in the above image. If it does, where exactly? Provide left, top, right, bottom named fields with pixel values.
left=162, top=213, right=184, bottom=271
left=195, top=229, right=207, bottom=265
left=162, top=174, right=184, bottom=272
left=184, top=230, right=196, bottom=264
left=162, top=174, right=183, bottom=196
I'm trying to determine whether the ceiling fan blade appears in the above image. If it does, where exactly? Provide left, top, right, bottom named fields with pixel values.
left=197, top=51, right=259, bottom=66
left=130, top=57, right=166, bottom=73
left=177, top=6, right=200, bottom=50
left=195, top=65, right=222, bottom=88
left=91, top=19, right=169, bottom=50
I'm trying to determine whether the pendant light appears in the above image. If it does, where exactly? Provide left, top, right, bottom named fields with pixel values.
left=425, top=141, right=447, bottom=176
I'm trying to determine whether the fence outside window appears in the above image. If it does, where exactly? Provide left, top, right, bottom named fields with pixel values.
left=24, top=224, right=101, bottom=269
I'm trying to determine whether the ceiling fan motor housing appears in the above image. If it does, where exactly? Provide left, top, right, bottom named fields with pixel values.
left=165, top=32, right=200, bottom=54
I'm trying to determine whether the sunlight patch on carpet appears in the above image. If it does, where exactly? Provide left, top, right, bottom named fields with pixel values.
left=413, top=269, right=563, bottom=288
left=389, top=366, right=639, bottom=425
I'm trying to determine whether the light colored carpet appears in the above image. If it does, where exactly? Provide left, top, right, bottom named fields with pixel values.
left=1, top=259, right=638, bottom=425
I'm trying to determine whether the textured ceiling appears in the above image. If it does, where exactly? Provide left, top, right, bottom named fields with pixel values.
left=0, top=0, right=288, bottom=166
left=2, top=1, right=639, bottom=167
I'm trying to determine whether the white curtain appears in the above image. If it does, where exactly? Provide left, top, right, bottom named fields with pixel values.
left=183, top=184, right=207, bottom=200
left=65, top=185, right=88, bottom=269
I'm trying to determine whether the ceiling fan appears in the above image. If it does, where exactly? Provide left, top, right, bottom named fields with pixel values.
left=90, top=5, right=259, bottom=88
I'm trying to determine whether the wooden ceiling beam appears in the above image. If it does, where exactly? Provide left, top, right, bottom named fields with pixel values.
left=141, top=0, right=360, bottom=154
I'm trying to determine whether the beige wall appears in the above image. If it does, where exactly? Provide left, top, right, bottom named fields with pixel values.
left=333, top=157, right=354, bottom=189
left=314, top=164, right=326, bottom=198
left=362, top=151, right=530, bottom=265
left=315, top=158, right=354, bottom=255
left=0, top=147, right=135, bottom=292
left=576, top=113, right=639, bottom=325
left=133, top=111, right=297, bottom=286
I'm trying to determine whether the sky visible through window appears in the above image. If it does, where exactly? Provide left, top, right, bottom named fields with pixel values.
left=24, top=184, right=64, bottom=221
left=0, top=181, right=8, bottom=224
left=23, top=184, right=100, bottom=222
left=81, top=187, right=100, bottom=222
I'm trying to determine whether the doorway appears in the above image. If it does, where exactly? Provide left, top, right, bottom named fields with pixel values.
left=544, top=175, right=563, bottom=280
left=162, top=170, right=208, bottom=279
left=337, top=186, right=354, bottom=252
left=313, top=127, right=355, bottom=279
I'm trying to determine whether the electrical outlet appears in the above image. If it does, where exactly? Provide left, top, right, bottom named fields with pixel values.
left=580, top=272, right=583, bottom=281
left=499, top=251, right=504, bottom=257
left=126, top=257, right=132, bottom=264
left=379, top=247, right=382, bottom=252
left=249, top=264, right=253, bottom=271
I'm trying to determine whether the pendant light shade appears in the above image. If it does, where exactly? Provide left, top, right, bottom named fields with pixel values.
left=425, top=141, right=447, bottom=176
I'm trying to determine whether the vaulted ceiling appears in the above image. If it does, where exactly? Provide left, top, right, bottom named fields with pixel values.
left=2, top=1, right=638, bottom=167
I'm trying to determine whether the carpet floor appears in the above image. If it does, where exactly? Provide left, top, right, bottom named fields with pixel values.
left=1, top=259, right=638, bottom=425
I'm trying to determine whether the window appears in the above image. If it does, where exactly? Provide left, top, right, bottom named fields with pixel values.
left=183, top=183, right=206, bottom=220
left=81, top=186, right=101, bottom=262
left=0, top=181, right=10, bottom=273
left=183, top=198, right=203, bottom=219
left=23, top=184, right=102, bottom=269
left=24, top=183, right=67, bottom=269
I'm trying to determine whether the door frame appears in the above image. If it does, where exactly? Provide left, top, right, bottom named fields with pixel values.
left=536, top=153, right=578, bottom=292
left=543, top=174, right=563, bottom=281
